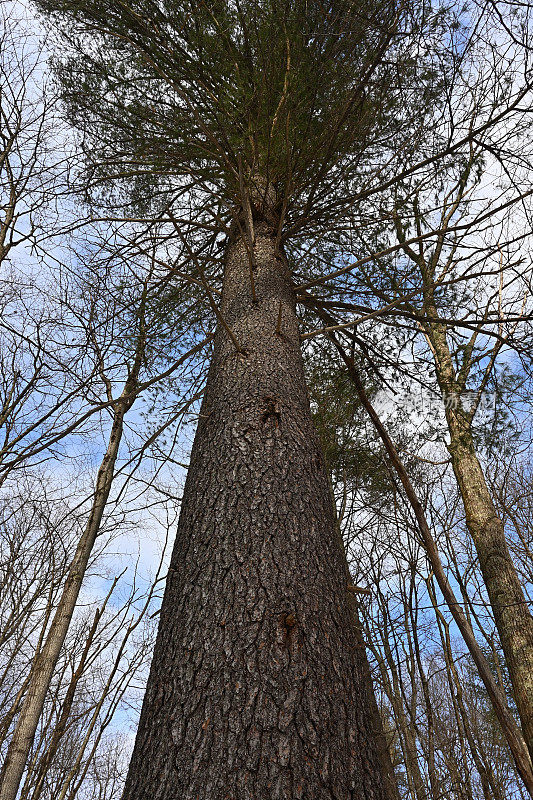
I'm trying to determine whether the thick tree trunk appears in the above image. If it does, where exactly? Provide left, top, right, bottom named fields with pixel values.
left=122, top=222, right=390, bottom=800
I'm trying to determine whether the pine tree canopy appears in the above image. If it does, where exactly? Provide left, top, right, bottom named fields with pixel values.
left=34, top=0, right=449, bottom=243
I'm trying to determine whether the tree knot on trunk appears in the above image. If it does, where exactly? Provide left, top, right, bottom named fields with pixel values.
left=247, top=172, right=277, bottom=221
left=283, top=612, right=297, bottom=629
left=261, top=396, right=281, bottom=427
left=279, top=611, right=298, bottom=647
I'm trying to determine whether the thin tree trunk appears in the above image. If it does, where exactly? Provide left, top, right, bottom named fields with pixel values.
left=391, top=215, right=533, bottom=760
left=122, top=221, right=390, bottom=800
left=329, top=339, right=533, bottom=795
left=427, top=314, right=533, bottom=761
left=0, top=386, right=135, bottom=800
left=375, top=620, right=429, bottom=800
left=430, top=582, right=504, bottom=800
left=350, top=603, right=400, bottom=800
left=408, top=603, right=440, bottom=800
left=328, top=475, right=400, bottom=800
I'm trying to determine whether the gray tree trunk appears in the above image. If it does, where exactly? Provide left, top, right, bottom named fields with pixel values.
left=0, top=387, right=135, bottom=800
left=428, top=316, right=533, bottom=762
left=122, top=221, right=390, bottom=800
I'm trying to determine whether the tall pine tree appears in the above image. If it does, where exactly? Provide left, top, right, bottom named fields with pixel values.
left=22, top=2, right=451, bottom=797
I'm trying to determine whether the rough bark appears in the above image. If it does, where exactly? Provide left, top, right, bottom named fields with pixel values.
left=122, top=222, right=390, bottom=800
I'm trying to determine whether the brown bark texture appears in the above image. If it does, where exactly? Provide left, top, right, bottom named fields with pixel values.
left=122, top=222, right=391, bottom=800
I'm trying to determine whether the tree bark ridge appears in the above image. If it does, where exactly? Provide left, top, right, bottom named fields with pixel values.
left=122, top=221, right=389, bottom=800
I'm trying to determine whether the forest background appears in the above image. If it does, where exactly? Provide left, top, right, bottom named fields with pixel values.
left=1, top=0, right=533, bottom=798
